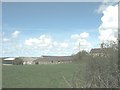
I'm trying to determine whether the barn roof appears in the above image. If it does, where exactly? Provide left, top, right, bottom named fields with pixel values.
left=90, top=48, right=112, bottom=53
left=4, top=58, right=15, bottom=61
left=90, top=48, right=101, bottom=53
left=20, top=57, right=39, bottom=61
left=34, top=56, right=72, bottom=62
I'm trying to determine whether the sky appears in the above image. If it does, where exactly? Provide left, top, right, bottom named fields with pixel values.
left=1, top=2, right=118, bottom=57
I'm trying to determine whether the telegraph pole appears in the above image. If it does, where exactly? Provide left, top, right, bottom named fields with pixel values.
left=79, top=42, right=81, bottom=60
left=79, top=42, right=81, bottom=52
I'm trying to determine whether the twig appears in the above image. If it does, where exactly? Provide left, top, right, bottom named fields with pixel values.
left=97, top=75, right=108, bottom=88
left=62, top=76, right=73, bottom=88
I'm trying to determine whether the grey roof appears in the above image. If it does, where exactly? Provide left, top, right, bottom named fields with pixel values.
left=19, top=57, right=39, bottom=61
left=90, top=48, right=112, bottom=54
left=34, top=56, right=72, bottom=62
left=90, top=48, right=102, bottom=53
left=4, top=57, right=15, bottom=61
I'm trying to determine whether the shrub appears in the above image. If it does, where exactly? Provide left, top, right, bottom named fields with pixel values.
left=70, top=41, right=120, bottom=88
left=13, top=58, right=23, bottom=65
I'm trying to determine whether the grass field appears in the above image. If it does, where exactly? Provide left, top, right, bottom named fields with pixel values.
left=2, top=61, right=87, bottom=88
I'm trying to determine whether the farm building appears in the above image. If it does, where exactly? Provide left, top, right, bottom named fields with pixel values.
left=90, top=48, right=103, bottom=57
left=90, top=43, right=111, bottom=57
left=2, top=57, right=15, bottom=65
left=90, top=48, right=113, bottom=57
left=20, top=57, right=38, bottom=65
left=33, top=56, right=73, bottom=64
left=2, top=56, right=73, bottom=65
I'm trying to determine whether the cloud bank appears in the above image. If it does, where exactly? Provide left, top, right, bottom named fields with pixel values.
left=98, top=4, right=118, bottom=42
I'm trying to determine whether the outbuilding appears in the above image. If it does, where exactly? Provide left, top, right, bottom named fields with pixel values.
left=3, top=58, right=15, bottom=65
left=33, top=56, right=73, bottom=64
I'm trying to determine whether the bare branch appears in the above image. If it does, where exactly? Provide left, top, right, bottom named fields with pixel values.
left=62, top=76, right=73, bottom=88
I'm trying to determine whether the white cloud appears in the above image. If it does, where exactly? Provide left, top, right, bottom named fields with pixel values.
left=97, top=0, right=110, bottom=13
left=12, top=31, right=20, bottom=38
left=54, top=41, right=69, bottom=50
left=25, top=34, right=69, bottom=50
left=80, top=32, right=89, bottom=39
left=71, top=32, right=92, bottom=51
left=25, top=35, right=52, bottom=47
left=53, top=41, right=58, bottom=46
left=24, top=34, right=70, bottom=56
left=0, top=32, right=4, bottom=43
left=0, top=32, right=4, bottom=37
left=98, top=4, right=118, bottom=42
left=25, top=38, right=40, bottom=46
left=97, top=0, right=118, bottom=13
left=73, top=39, right=92, bottom=51
left=59, top=42, right=69, bottom=48
left=71, top=34, right=79, bottom=40
left=3, top=38, right=10, bottom=42
left=71, top=32, right=89, bottom=40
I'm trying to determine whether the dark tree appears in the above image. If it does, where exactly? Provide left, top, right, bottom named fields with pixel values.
left=13, top=58, right=23, bottom=65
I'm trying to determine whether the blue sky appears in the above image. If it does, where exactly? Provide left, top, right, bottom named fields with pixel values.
left=2, top=2, right=104, bottom=57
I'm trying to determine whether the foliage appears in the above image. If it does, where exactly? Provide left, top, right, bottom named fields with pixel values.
left=71, top=40, right=120, bottom=88
left=85, top=54, right=119, bottom=88
left=13, top=58, right=23, bottom=65
left=72, top=50, right=89, bottom=62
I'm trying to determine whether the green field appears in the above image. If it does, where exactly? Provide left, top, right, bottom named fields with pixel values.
left=2, top=62, right=86, bottom=88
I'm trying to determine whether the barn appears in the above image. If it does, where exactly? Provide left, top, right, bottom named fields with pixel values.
left=33, top=56, right=73, bottom=64
left=2, top=58, right=15, bottom=65
left=20, top=57, right=38, bottom=65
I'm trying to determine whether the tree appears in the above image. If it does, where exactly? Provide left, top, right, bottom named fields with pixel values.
left=13, top=58, right=23, bottom=65
left=73, top=50, right=89, bottom=62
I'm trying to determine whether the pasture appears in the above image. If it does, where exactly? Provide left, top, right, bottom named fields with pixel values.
left=2, top=61, right=87, bottom=88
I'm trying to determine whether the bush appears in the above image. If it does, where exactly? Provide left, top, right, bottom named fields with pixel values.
left=13, top=58, right=23, bottom=65
left=70, top=41, right=120, bottom=88
left=85, top=41, right=119, bottom=88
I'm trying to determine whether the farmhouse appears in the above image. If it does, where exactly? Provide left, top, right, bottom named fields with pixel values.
left=2, top=57, right=15, bottom=65
left=90, top=48, right=103, bottom=57
left=90, top=48, right=113, bottom=57
left=33, top=56, right=72, bottom=64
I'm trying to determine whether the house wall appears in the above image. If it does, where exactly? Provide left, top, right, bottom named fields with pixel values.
left=2, top=60, right=13, bottom=65
left=23, top=61, right=33, bottom=65
left=34, top=60, right=72, bottom=64
left=91, top=52, right=104, bottom=57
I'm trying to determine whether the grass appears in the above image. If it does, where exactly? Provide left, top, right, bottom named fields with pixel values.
left=2, top=62, right=87, bottom=88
